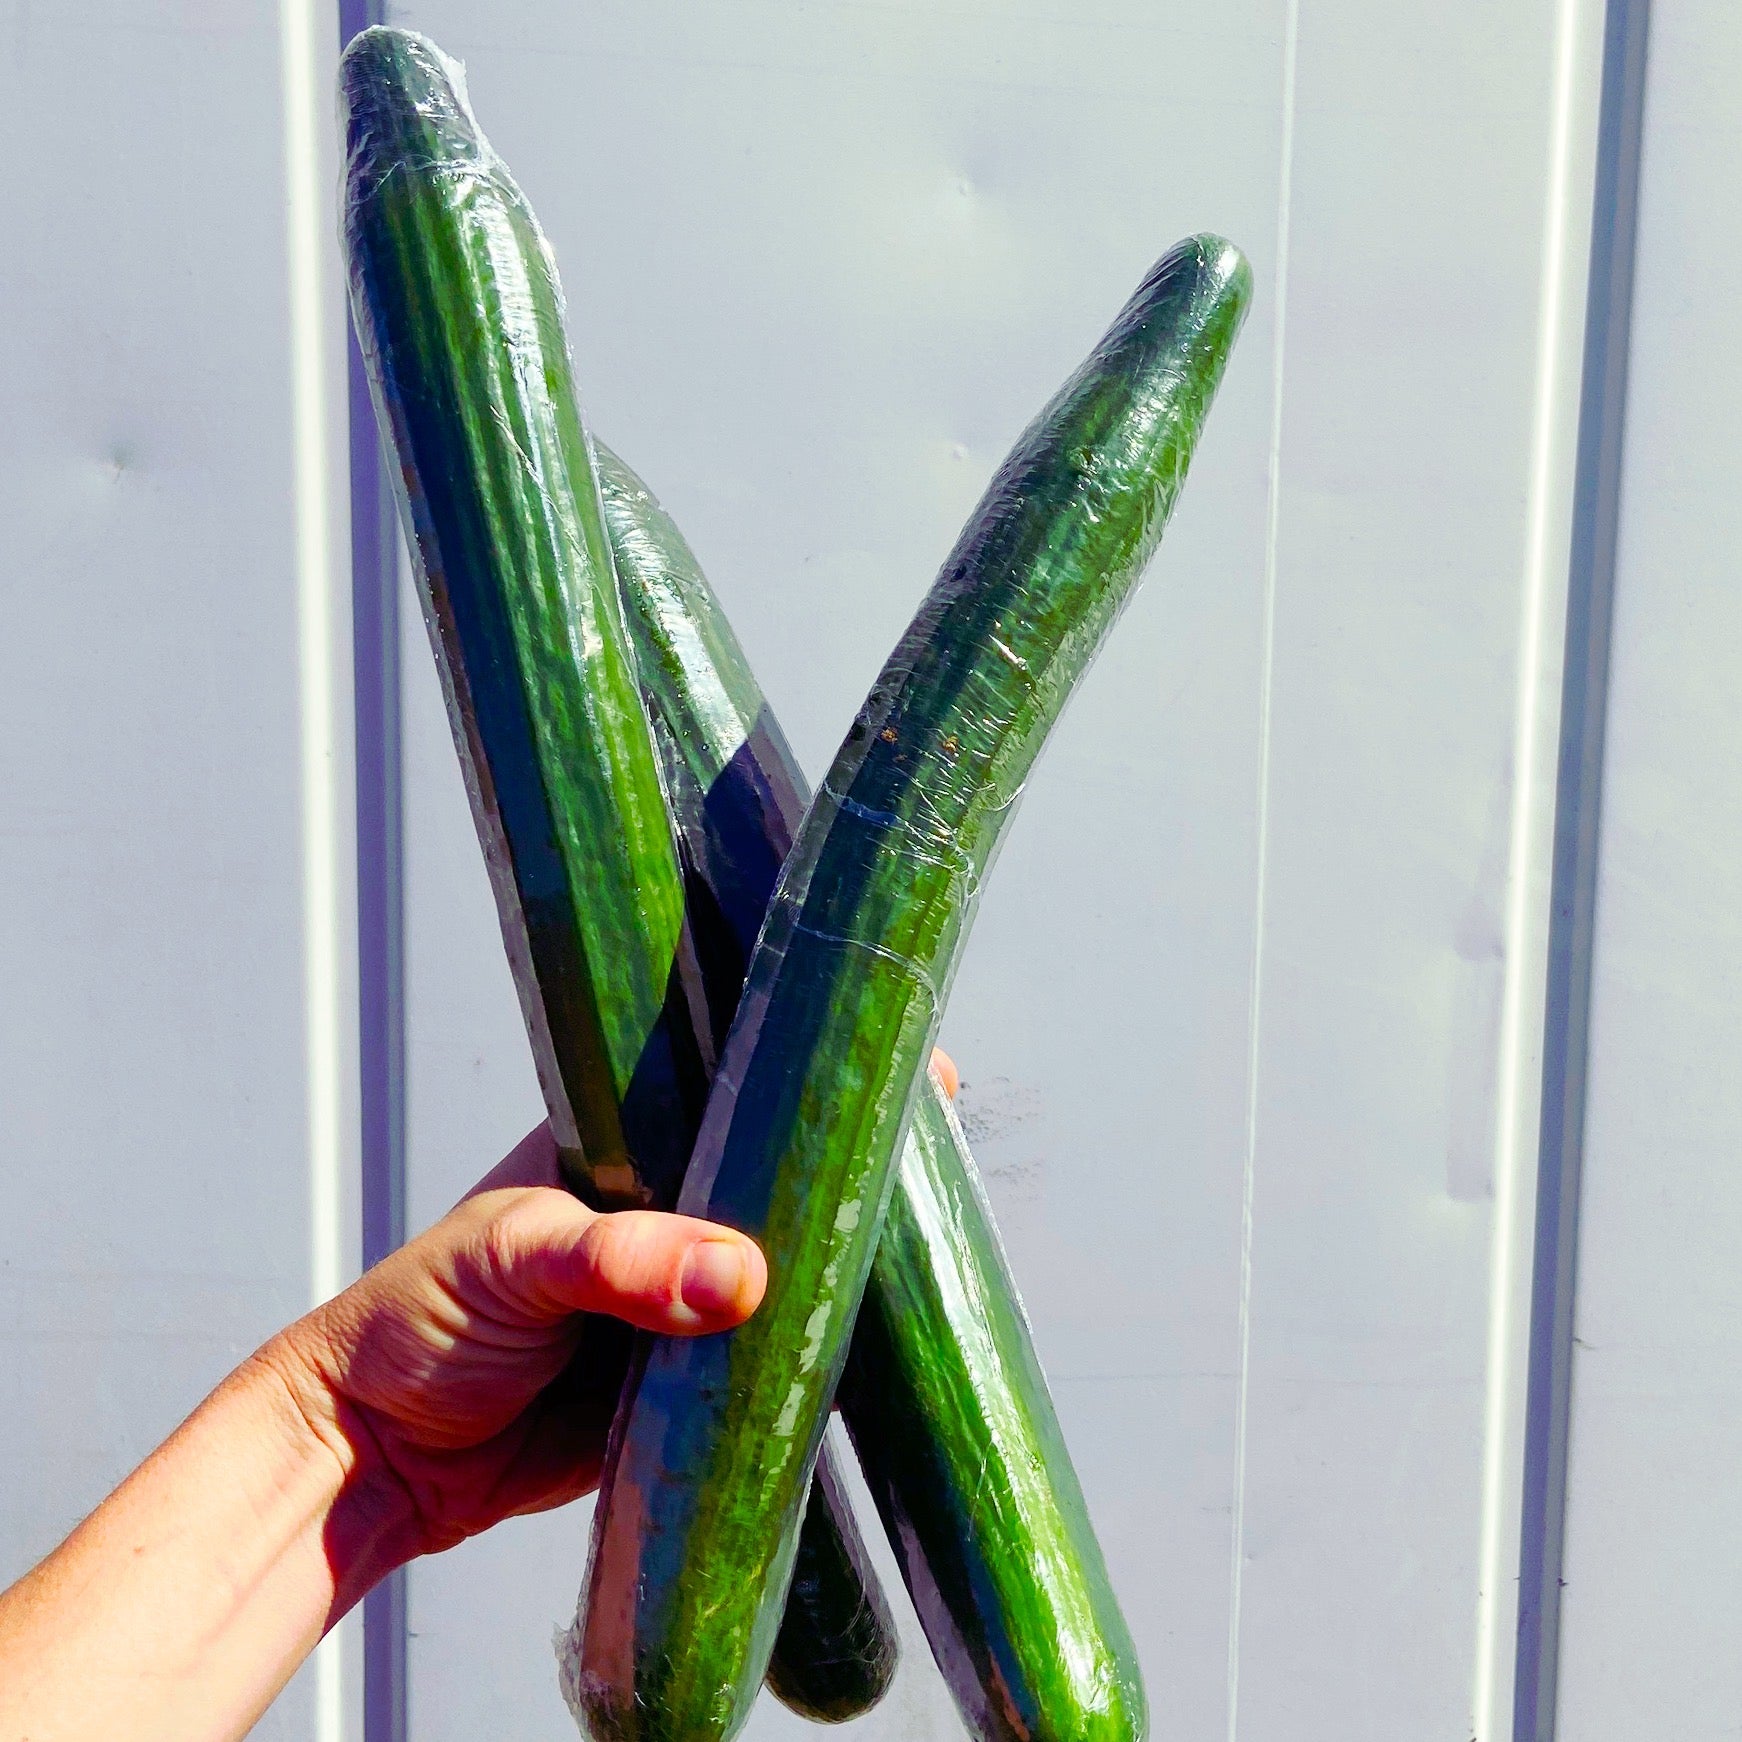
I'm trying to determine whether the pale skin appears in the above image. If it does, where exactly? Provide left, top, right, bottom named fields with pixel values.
left=0, top=1052, right=958, bottom=1742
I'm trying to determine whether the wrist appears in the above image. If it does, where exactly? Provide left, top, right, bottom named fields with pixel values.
left=249, top=1325, right=425, bottom=1613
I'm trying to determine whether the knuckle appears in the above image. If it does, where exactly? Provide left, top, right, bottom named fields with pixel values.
left=477, top=1207, right=528, bottom=1282
left=464, top=1193, right=556, bottom=1303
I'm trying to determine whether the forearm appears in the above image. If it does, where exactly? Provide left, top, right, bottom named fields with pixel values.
left=0, top=1337, right=412, bottom=1742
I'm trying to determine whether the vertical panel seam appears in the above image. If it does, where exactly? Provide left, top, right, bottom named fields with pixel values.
left=339, top=7, right=408, bottom=1741
left=286, top=0, right=344, bottom=1328
left=1471, top=2, right=1590, bottom=1734
left=1512, top=3, right=1651, bottom=1738
left=284, top=0, right=349, bottom=1734
left=1225, top=4, right=1300, bottom=1737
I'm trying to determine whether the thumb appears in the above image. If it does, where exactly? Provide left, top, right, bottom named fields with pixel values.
left=489, top=1191, right=767, bottom=1335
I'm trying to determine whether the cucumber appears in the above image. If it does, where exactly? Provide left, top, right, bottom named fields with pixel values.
left=591, top=449, right=804, bottom=1044
left=762, top=1435, right=898, bottom=1723
left=595, top=436, right=1145, bottom=1742
left=338, top=27, right=897, bottom=1719
left=340, top=26, right=703, bottom=1209
left=845, top=1098, right=1107, bottom=1742
left=571, top=236, right=1251, bottom=1742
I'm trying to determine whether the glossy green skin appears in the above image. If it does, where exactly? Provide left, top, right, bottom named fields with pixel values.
left=762, top=1438, right=898, bottom=1722
left=846, top=1100, right=1129, bottom=1742
left=340, top=28, right=894, bottom=1716
left=340, top=27, right=702, bottom=1209
left=598, top=440, right=1144, bottom=1742
left=574, top=238, right=1252, bottom=1742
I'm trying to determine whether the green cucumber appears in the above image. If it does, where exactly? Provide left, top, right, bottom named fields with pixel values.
left=571, top=236, right=1251, bottom=1742
left=845, top=1099, right=1107, bottom=1742
left=762, top=1435, right=898, bottom=1723
left=338, top=28, right=897, bottom=1720
left=340, top=26, right=702, bottom=1208
left=595, top=436, right=1145, bottom=1742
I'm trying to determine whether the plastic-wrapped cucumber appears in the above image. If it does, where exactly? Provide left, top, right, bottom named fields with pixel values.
left=754, top=1434, right=893, bottom=1722
left=340, top=26, right=701, bottom=1206
left=570, top=236, right=1251, bottom=1742
left=595, top=438, right=1142, bottom=1741
left=338, top=26, right=897, bottom=1720
left=591, top=448, right=804, bottom=1037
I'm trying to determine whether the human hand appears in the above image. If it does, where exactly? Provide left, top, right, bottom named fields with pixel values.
left=262, top=1122, right=768, bottom=1576
left=0, top=1055, right=957, bottom=1742
left=258, top=1044, right=957, bottom=1584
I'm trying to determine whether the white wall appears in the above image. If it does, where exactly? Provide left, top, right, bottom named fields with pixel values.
left=379, top=3, right=1598, bottom=1739
left=6, top=3, right=1729, bottom=1740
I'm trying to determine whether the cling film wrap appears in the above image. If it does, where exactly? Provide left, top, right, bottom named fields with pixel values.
left=850, top=1091, right=1135, bottom=1742
left=573, top=236, right=1252, bottom=1742
left=339, top=26, right=703, bottom=1209
left=761, top=1430, right=901, bottom=1722
left=594, top=437, right=1141, bottom=1741
left=338, top=26, right=899, bottom=1720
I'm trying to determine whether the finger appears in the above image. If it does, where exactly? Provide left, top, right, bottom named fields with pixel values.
left=930, top=1047, right=960, bottom=1101
left=479, top=1328, right=629, bottom=1518
left=460, top=1122, right=564, bottom=1202
left=488, top=1193, right=767, bottom=1335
